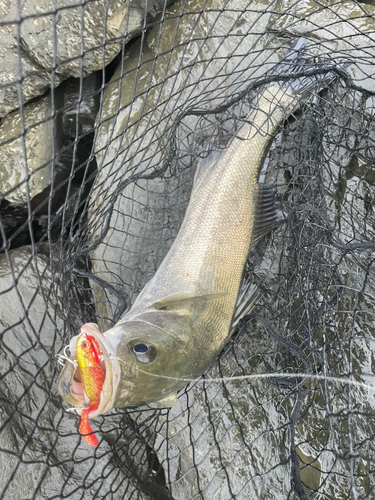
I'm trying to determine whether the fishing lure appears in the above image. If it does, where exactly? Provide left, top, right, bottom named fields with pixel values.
left=76, top=333, right=105, bottom=446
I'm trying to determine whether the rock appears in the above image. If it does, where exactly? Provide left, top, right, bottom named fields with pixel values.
left=0, top=247, right=72, bottom=498
left=0, top=89, right=76, bottom=249
left=0, top=0, right=164, bottom=118
left=267, top=0, right=375, bottom=92
left=261, top=86, right=375, bottom=498
left=0, top=91, right=64, bottom=204
left=0, top=77, right=101, bottom=250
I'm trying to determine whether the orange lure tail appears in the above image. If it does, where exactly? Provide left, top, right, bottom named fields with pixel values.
left=79, top=406, right=99, bottom=447
left=76, top=331, right=105, bottom=447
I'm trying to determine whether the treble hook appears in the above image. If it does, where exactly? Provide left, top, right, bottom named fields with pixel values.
left=56, top=345, right=78, bottom=369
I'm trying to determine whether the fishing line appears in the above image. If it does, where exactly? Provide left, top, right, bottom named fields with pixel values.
left=105, top=354, right=375, bottom=391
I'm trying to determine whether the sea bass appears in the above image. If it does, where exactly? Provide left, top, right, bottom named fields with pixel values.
left=58, top=39, right=347, bottom=419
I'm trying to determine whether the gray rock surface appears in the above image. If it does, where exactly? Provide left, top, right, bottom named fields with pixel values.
left=0, top=247, right=71, bottom=499
left=0, top=72, right=100, bottom=249
left=267, top=0, right=375, bottom=92
left=0, top=0, right=165, bottom=118
left=0, top=91, right=63, bottom=204
left=260, top=88, right=375, bottom=498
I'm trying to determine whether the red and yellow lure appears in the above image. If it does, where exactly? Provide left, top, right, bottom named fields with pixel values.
left=76, top=333, right=105, bottom=447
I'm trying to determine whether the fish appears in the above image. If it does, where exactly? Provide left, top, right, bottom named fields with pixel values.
left=75, top=332, right=105, bottom=446
left=57, top=38, right=349, bottom=419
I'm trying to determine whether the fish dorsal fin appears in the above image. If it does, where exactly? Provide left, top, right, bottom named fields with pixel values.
left=251, top=184, right=279, bottom=248
left=153, top=292, right=227, bottom=311
left=194, top=147, right=223, bottom=185
left=229, top=283, right=260, bottom=336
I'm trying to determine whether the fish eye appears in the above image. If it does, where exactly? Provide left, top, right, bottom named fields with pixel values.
left=134, top=343, right=149, bottom=354
left=81, top=342, right=88, bottom=349
left=130, top=341, right=156, bottom=364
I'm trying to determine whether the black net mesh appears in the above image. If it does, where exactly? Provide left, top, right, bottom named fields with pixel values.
left=1, top=0, right=375, bottom=498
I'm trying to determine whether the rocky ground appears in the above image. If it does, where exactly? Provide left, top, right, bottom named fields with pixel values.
left=1, top=0, right=375, bottom=498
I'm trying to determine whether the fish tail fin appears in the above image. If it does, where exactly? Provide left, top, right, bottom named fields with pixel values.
left=268, top=37, right=351, bottom=101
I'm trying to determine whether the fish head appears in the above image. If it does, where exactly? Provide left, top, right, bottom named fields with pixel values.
left=57, top=323, right=121, bottom=418
left=107, top=309, right=194, bottom=408
left=58, top=306, right=195, bottom=415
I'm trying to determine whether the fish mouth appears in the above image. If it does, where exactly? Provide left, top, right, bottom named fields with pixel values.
left=57, top=323, right=121, bottom=419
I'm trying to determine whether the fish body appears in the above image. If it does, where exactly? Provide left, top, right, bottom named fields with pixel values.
left=76, top=333, right=105, bottom=446
left=57, top=38, right=349, bottom=418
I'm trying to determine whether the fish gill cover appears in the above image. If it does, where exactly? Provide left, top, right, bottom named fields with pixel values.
left=0, top=0, right=375, bottom=499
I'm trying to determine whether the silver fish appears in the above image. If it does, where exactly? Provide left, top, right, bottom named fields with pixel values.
left=58, top=39, right=347, bottom=417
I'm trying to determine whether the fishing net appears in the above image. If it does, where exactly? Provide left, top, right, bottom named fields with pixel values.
left=1, top=0, right=375, bottom=498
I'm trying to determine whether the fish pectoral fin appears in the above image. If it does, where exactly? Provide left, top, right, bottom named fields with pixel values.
left=251, top=184, right=280, bottom=248
left=153, top=292, right=228, bottom=310
left=150, top=392, right=178, bottom=408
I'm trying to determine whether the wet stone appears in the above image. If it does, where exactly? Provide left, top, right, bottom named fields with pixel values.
left=268, top=0, right=375, bottom=93
left=0, top=76, right=101, bottom=250
left=0, top=91, right=64, bottom=205
left=0, top=0, right=159, bottom=119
